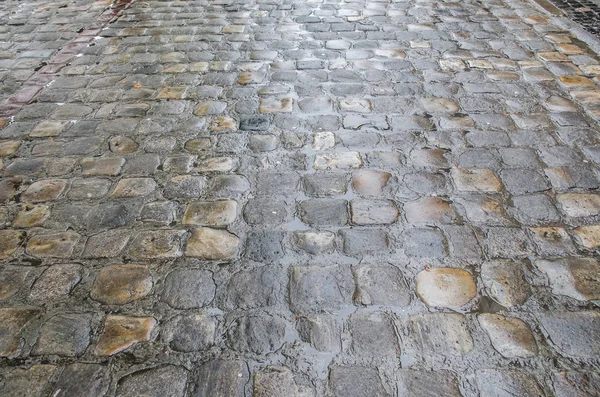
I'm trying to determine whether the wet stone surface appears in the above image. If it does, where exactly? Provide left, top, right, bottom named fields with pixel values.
left=1, top=0, right=600, bottom=395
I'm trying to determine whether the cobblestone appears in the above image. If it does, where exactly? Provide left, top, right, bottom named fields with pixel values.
left=1, top=0, right=600, bottom=394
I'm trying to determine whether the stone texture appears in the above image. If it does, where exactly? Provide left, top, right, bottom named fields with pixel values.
left=162, top=314, right=218, bottom=352
left=475, top=370, right=546, bottom=397
left=416, top=268, right=477, bottom=308
left=194, top=359, right=248, bottom=397
left=227, top=314, right=286, bottom=354
left=30, top=263, right=81, bottom=301
left=162, top=269, right=216, bottom=309
left=50, top=363, right=110, bottom=397
left=352, top=264, right=411, bottom=306
left=481, top=260, right=531, bottom=307
left=91, top=264, right=152, bottom=305
left=128, top=230, right=184, bottom=259
left=116, top=365, right=188, bottom=397
left=0, top=307, right=41, bottom=357
left=0, top=230, right=26, bottom=259
left=185, top=227, right=240, bottom=260
left=538, top=311, right=600, bottom=358
left=183, top=200, right=237, bottom=226
left=95, top=315, right=156, bottom=355
left=0, top=365, right=56, bottom=397
left=328, top=366, right=390, bottom=397
left=21, top=179, right=67, bottom=202
left=350, top=199, right=399, bottom=225
left=290, top=265, right=354, bottom=312
left=478, top=314, right=538, bottom=358
left=535, top=258, right=600, bottom=301
left=26, top=231, right=80, bottom=258
left=398, top=370, right=462, bottom=397
left=33, top=313, right=92, bottom=357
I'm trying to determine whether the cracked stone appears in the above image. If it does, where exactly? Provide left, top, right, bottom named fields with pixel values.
left=30, top=263, right=81, bottom=301
left=185, top=227, right=239, bottom=260
left=91, top=264, right=152, bottom=305
left=33, top=313, right=92, bottom=357
left=416, top=268, right=477, bottom=308
left=95, top=315, right=156, bottom=356
left=116, top=365, right=188, bottom=397
left=0, top=307, right=41, bottom=357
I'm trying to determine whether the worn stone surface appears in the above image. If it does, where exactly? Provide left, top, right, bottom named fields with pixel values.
left=478, top=314, right=538, bottom=358
left=162, top=269, right=216, bottom=309
left=416, top=268, right=477, bottom=308
left=33, top=313, right=92, bottom=357
left=0, top=365, right=56, bottom=397
left=95, top=315, right=156, bottom=356
left=30, top=263, right=81, bottom=301
left=116, top=365, right=188, bottom=397
left=91, top=264, right=152, bottom=305
left=0, top=0, right=599, bottom=393
left=535, top=258, right=600, bottom=301
left=185, top=227, right=240, bottom=260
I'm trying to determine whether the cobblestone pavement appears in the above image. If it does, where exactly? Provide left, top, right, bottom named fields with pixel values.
left=0, top=0, right=600, bottom=395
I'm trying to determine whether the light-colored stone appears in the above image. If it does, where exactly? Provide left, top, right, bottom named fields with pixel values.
left=185, top=227, right=240, bottom=260
left=91, top=264, right=153, bottom=305
left=0, top=307, right=41, bottom=357
left=452, top=168, right=502, bottom=192
left=128, top=230, right=184, bottom=259
left=535, top=258, right=600, bottom=301
left=259, top=98, right=293, bottom=113
left=12, top=205, right=50, bottom=227
left=110, top=178, right=156, bottom=198
left=352, top=169, right=391, bottom=195
left=573, top=225, right=600, bottom=248
left=81, top=157, right=125, bottom=176
left=350, top=199, right=399, bottom=225
left=479, top=314, right=538, bottom=358
left=481, top=260, right=530, bottom=307
left=313, top=132, right=335, bottom=150
left=314, top=152, right=362, bottom=169
left=0, top=140, right=21, bottom=156
left=183, top=200, right=237, bottom=226
left=557, top=193, right=600, bottom=217
left=421, top=97, right=459, bottom=113
left=416, top=268, right=477, bottom=308
left=339, top=99, right=372, bottom=113
left=26, top=232, right=80, bottom=258
left=21, top=179, right=67, bottom=203
left=404, top=197, right=458, bottom=224
left=0, top=230, right=26, bottom=259
left=95, top=315, right=156, bottom=355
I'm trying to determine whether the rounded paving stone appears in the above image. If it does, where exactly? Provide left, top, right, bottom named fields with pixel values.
left=161, top=269, right=216, bottom=309
left=91, top=264, right=152, bottom=305
left=416, top=268, right=477, bottom=308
